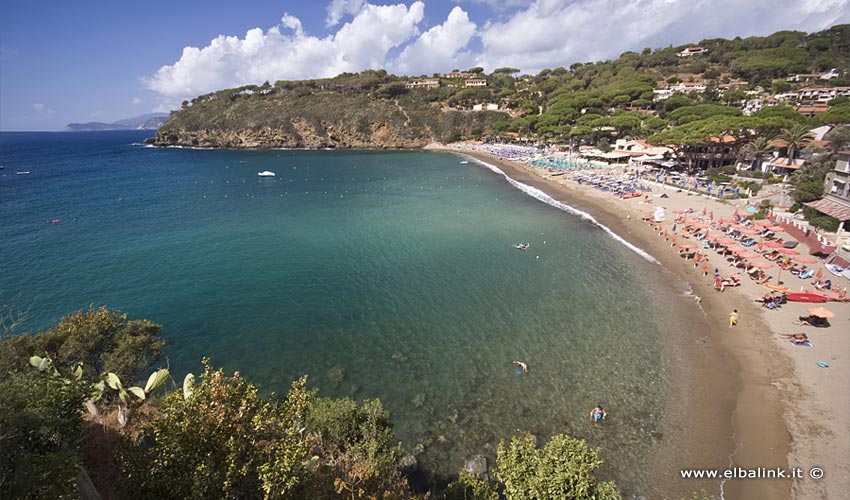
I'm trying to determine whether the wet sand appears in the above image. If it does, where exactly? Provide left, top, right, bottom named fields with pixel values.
left=429, top=144, right=848, bottom=499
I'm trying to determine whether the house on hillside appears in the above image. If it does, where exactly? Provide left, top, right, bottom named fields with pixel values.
left=676, top=136, right=738, bottom=170
left=464, top=78, right=487, bottom=88
left=472, top=103, right=500, bottom=111
left=670, top=82, right=707, bottom=94
left=405, top=78, right=440, bottom=89
left=806, top=151, right=850, bottom=242
left=446, top=71, right=476, bottom=79
left=795, top=103, right=830, bottom=117
left=613, top=139, right=672, bottom=158
left=820, top=68, right=841, bottom=80
left=677, top=46, right=708, bottom=57
left=787, top=73, right=820, bottom=83
left=797, top=87, right=850, bottom=102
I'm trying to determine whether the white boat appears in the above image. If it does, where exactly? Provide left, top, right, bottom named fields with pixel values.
left=16, top=171, right=31, bottom=175
left=514, top=243, right=530, bottom=250
left=257, top=171, right=276, bottom=177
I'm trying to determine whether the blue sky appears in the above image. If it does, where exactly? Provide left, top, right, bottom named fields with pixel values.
left=1, top=0, right=848, bottom=131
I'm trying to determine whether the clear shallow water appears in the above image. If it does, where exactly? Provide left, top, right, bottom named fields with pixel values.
left=1, top=131, right=684, bottom=493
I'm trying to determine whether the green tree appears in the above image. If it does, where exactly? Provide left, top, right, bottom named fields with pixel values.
left=744, top=136, right=773, bottom=170
left=779, top=124, right=815, bottom=163
left=0, top=306, right=168, bottom=384
left=443, top=471, right=498, bottom=500
left=304, top=397, right=409, bottom=499
left=124, top=361, right=311, bottom=500
left=826, top=125, right=850, bottom=150
left=814, top=102, right=850, bottom=126
left=0, top=370, right=88, bottom=499
left=495, top=433, right=620, bottom=500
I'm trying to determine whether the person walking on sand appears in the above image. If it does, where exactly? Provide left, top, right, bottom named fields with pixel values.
left=729, top=309, right=739, bottom=327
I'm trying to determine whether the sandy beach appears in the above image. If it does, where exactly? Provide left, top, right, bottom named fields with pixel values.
left=429, top=143, right=850, bottom=500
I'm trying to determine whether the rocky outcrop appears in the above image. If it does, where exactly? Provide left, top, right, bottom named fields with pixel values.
left=146, top=120, right=433, bottom=149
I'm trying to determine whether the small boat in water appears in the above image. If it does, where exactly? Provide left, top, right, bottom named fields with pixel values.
left=16, top=171, right=31, bottom=175
left=258, top=171, right=276, bottom=177
left=514, top=243, right=530, bottom=251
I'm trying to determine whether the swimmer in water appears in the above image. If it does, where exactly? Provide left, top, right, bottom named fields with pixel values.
left=513, top=361, right=528, bottom=373
left=590, top=404, right=607, bottom=423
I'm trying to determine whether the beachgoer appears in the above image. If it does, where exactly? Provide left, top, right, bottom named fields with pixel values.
left=513, top=361, right=528, bottom=373
left=729, top=309, right=739, bottom=327
left=590, top=404, right=607, bottom=423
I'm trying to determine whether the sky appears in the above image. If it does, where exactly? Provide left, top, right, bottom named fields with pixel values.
left=1, top=0, right=848, bottom=131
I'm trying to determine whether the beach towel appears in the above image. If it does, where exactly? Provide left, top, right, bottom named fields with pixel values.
left=789, top=340, right=813, bottom=347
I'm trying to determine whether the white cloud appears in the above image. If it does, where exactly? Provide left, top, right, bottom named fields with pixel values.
left=32, top=103, right=55, bottom=115
left=33, top=103, right=45, bottom=112
left=393, top=7, right=477, bottom=75
left=132, top=97, right=141, bottom=105
left=144, top=2, right=427, bottom=100
left=143, top=0, right=850, bottom=102
left=476, top=0, right=850, bottom=74
left=326, top=0, right=365, bottom=26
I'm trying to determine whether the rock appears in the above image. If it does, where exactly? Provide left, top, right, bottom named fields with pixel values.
left=465, top=455, right=488, bottom=475
left=399, top=454, right=418, bottom=473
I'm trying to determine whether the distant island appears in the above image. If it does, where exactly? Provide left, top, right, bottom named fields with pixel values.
left=66, top=112, right=169, bottom=132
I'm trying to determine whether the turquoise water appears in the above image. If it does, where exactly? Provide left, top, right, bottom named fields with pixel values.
left=1, top=132, right=683, bottom=494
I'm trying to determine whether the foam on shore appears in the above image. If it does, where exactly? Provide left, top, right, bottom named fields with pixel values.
left=463, top=154, right=659, bottom=264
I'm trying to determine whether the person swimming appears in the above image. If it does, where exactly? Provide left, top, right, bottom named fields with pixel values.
left=590, top=404, right=607, bottom=423
left=513, top=361, right=528, bottom=373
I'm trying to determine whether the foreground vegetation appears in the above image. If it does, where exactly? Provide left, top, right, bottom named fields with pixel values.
left=1, top=307, right=623, bottom=499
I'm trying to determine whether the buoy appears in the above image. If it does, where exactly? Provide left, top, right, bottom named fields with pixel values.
left=51, top=219, right=61, bottom=223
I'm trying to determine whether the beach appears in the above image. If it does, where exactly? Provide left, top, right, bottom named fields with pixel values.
left=431, top=143, right=850, bottom=500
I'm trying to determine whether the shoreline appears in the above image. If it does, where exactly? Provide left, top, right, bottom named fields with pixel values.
left=431, top=143, right=849, bottom=499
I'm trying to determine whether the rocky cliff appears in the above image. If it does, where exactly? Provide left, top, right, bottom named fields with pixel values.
left=147, top=85, right=507, bottom=149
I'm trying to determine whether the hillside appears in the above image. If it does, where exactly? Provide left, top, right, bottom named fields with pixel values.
left=149, top=25, right=849, bottom=149
left=67, top=113, right=168, bottom=132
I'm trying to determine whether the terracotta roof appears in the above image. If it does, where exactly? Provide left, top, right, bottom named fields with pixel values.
left=805, top=198, right=850, bottom=221
left=769, top=158, right=805, bottom=169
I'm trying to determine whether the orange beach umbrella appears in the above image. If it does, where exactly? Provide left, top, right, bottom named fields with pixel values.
left=778, top=248, right=800, bottom=255
left=750, top=262, right=773, bottom=269
left=794, top=256, right=818, bottom=264
left=739, top=252, right=760, bottom=259
left=807, top=307, right=835, bottom=319
left=766, top=226, right=785, bottom=232
left=679, top=243, right=697, bottom=249
left=764, top=241, right=785, bottom=248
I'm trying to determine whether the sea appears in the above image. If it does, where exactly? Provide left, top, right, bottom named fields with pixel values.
left=0, top=131, right=696, bottom=495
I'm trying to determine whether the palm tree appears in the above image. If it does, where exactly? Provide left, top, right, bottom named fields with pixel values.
left=745, top=136, right=773, bottom=171
left=779, top=124, right=815, bottom=165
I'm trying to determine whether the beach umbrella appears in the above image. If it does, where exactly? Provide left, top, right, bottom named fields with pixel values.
left=716, top=238, right=736, bottom=246
left=750, top=262, right=773, bottom=269
left=679, top=243, right=697, bottom=249
left=720, top=217, right=736, bottom=224
left=778, top=248, right=800, bottom=255
left=728, top=247, right=748, bottom=253
left=766, top=225, right=785, bottom=232
left=764, top=284, right=789, bottom=292
left=709, top=211, right=714, bottom=220
left=740, top=252, right=760, bottom=259
left=742, top=229, right=761, bottom=235
left=756, top=220, right=773, bottom=226
left=807, top=307, right=835, bottom=319
left=764, top=241, right=785, bottom=248
left=794, top=256, right=818, bottom=264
